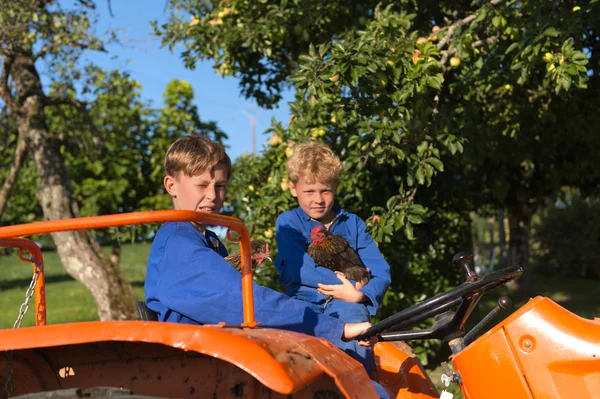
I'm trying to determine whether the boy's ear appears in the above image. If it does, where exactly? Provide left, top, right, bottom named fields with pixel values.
left=289, top=182, right=298, bottom=197
left=164, top=175, right=178, bottom=197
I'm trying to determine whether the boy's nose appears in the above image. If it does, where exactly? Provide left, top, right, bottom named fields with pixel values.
left=205, top=185, right=216, bottom=200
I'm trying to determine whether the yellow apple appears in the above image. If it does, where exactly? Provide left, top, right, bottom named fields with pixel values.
left=269, top=135, right=283, bottom=146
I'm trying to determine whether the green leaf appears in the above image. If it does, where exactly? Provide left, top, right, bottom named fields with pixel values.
left=408, top=214, right=424, bottom=224
left=505, top=42, right=519, bottom=55
left=543, top=27, right=560, bottom=37
left=425, top=157, right=444, bottom=172
left=404, top=223, right=414, bottom=240
left=561, top=75, right=572, bottom=91
left=416, top=167, right=425, bottom=185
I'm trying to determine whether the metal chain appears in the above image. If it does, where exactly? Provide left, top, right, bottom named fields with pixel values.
left=13, top=256, right=41, bottom=329
left=4, top=255, right=42, bottom=398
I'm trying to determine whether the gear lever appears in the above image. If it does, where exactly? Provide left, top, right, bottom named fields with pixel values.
left=452, top=252, right=479, bottom=282
left=463, top=296, right=512, bottom=344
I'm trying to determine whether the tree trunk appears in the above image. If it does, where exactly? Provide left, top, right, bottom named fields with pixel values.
left=507, top=196, right=538, bottom=293
left=10, top=52, right=137, bottom=320
left=0, top=136, right=27, bottom=216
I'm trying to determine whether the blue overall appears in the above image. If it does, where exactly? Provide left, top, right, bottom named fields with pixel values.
left=275, top=206, right=391, bottom=374
left=145, top=221, right=390, bottom=399
left=144, top=222, right=344, bottom=341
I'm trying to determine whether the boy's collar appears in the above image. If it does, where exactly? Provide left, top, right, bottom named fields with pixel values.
left=296, top=204, right=344, bottom=221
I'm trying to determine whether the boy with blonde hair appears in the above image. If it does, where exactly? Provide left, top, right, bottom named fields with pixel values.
left=275, top=142, right=391, bottom=373
left=144, top=134, right=370, bottom=343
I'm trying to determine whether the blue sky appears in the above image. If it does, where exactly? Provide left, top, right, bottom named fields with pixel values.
left=87, top=0, right=294, bottom=160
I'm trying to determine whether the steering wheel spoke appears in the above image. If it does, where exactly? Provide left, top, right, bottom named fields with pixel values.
left=357, top=264, right=522, bottom=341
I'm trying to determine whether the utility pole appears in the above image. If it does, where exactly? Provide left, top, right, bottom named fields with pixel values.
left=240, top=109, right=262, bottom=154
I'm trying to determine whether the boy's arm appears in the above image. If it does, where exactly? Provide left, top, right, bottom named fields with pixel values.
left=356, top=218, right=391, bottom=315
left=157, top=229, right=345, bottom=342
left=275, top=214, right=341, bottom=288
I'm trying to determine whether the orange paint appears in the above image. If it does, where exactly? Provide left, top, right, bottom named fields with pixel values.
left=373, top=341, right=439, bottom=398
left=0, top=321, right=377, bottom=397
left=453, top=296, right=600, bottom=398
left=0, top=211, right=256, bottom=327
left=0, top=238, right=46, bottom=326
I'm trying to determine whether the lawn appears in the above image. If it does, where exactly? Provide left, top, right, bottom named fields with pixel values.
left=0, top=242, right=151, bottom=328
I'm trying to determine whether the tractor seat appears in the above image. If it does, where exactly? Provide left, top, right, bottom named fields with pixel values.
left=136, top=301, right=159, bottom=322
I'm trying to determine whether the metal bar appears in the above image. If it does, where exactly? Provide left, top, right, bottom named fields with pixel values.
left=0, top=211, right=257, bottom=327
left=0, top=238, right=47, bottom=326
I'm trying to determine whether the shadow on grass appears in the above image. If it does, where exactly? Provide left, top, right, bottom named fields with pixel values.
left=0, top=274, right=76, bottom=290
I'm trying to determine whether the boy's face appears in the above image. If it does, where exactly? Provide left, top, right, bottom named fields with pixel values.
left=164, top=164, right=228, bottom=214
left=290, top=176, right=337, bottom=223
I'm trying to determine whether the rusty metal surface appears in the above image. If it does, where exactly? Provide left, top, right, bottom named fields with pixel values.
left=0, top=321, right=376, bottom=398
left=373, top=341, right=438, bottom=399
left=1, top=342, right=347, bottom=399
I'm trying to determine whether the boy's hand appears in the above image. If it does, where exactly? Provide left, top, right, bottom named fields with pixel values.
left=342, top=321, right=377, bottom=347
left=317, top=272, right=367, bottom=303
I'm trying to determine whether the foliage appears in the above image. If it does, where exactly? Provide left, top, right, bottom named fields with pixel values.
left=160, top=0, right=599, bottom=361
left=142, top=79, right=228, bottom=211
left=534, top=191, right=600, bottom=279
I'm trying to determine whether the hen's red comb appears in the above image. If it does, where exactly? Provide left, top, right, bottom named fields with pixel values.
left=310, top=225, right=324, bottom=238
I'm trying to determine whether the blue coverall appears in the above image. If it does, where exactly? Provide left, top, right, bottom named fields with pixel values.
left=275, top=206, right=391, bottom=372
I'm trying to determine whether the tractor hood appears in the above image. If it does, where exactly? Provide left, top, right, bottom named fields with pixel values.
left=0, top=320, right=376, bottom=398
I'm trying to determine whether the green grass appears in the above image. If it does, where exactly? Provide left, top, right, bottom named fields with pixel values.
left=0, top=243, right=150, bottom=328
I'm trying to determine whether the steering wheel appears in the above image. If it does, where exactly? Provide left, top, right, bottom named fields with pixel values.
left=357, top=253, right=522, bottom=342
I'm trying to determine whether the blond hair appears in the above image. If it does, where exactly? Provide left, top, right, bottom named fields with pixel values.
left=164, top=134, right=232, bottom=179
left=287, top=142, right=343, bottom=184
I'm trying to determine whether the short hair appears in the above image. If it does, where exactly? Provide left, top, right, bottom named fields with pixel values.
left=164, top=134, right=232, bottom=179
left=287, top=142, right=343, bottom=184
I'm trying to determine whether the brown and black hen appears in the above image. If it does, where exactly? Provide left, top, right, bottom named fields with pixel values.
left=307, top=225, right=370, bottom=286
left=225, top=239, right=271, bottom=272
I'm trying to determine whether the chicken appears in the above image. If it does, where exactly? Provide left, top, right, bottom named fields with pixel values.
left=225, top=239, right=271, bottom=272
left=307, top=225, right=371, bottom=287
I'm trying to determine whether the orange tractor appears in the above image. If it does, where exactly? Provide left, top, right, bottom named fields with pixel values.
left=0, top=211, right=599, bottom=398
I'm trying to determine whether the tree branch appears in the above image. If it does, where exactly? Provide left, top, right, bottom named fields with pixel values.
left=0, top=135, right=28, bottom=216
left=440, top=36, right=499, bottom=65
left=44, top=96, right=103, bottom=152
left=0, top=58, right=18, bottom=114
left=77, top=0, right=96, bottom=9
left=34, top=40, right=107, bottom=60
left=107, top=0, right=114, bottom=18
left=437, top=0, right=504, bottom=52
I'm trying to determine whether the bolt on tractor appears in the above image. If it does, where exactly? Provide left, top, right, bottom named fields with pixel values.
left=0, top=211, right=599, bottom=398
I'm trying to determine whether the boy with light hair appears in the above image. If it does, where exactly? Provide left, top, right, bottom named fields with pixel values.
left=275, top=142, right=391, bottom=374
left=144, top=134, right=371, bottom=343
